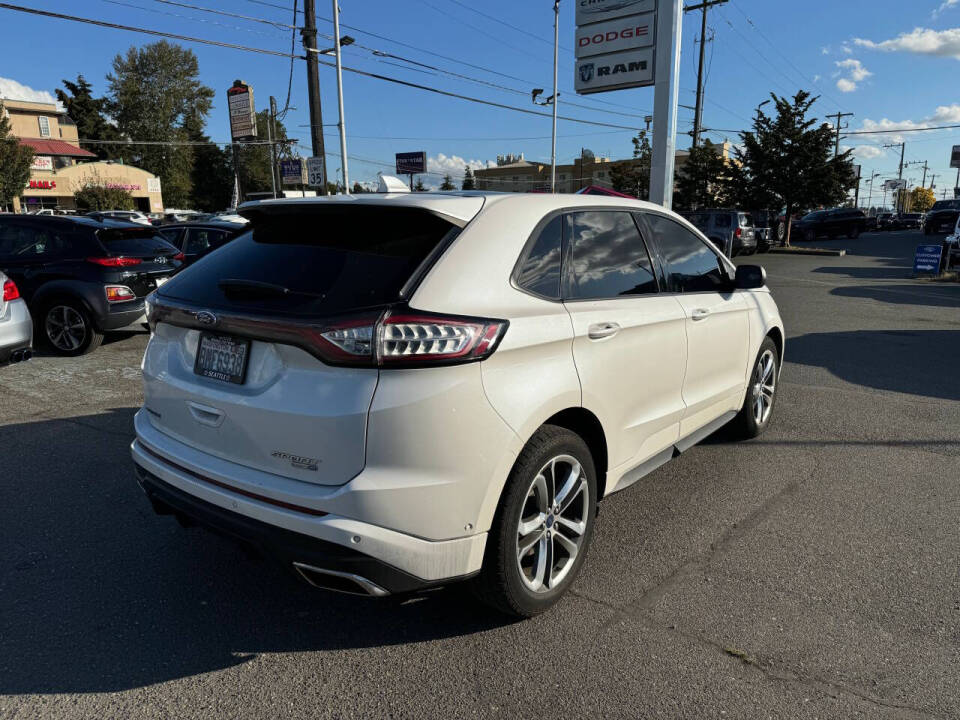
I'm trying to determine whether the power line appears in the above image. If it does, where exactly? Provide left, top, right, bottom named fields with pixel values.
left=275, top=0, right=298, bottom=119
left=842, top=123, right=960, bottom=136
left=0, top=3, right=643, bottom=133
left=100, top=0, right=288, bottom=38
left=442, top=0, right=575, bottom=53
left=148, top=0, right=296, bottom=29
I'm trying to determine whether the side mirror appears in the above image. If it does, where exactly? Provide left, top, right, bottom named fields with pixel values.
left=735, top=264, right=766, bottom=289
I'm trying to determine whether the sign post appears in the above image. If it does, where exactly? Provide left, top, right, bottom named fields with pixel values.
left=227, top=80, right=257, bottom=205
left=649, top=0, right=682, bottom=208
left=306, top=157, right=325, bottom=190
left=279, top=159, right=306, bottom=195
left=395, top=152, right=427, bottom=190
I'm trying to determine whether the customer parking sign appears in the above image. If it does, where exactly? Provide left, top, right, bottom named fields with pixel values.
left=913, top=244, right=943, bottom=275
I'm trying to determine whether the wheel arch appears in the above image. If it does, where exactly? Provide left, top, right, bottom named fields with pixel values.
left=766, top=325, right=784, bottom=367
left=540, top=407, right=609, bottom=499
left=32, top=282, right=101, bottom=326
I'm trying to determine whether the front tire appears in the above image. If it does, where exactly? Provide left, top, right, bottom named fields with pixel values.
left=729, top=337, right=779, bottom=440
left=40, top=301, right=103, bottom=356
left=472, top=425, right=597, bottom=618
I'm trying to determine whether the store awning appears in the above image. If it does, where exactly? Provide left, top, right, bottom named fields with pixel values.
left=19, top=137, right=97, bottom=158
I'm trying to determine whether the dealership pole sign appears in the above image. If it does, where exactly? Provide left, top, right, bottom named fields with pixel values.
left=395, top=152, right=427, bottom=175
left=575, top=0, right=657, bottom=94
left=227, top=80, right=257, bottom=142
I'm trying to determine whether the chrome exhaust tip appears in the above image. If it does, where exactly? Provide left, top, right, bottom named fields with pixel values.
left=21, top=349, right=31, bottom=361
left=9, top=350, right=22, bottom=363
left=293, top=562, right=390, bottom=597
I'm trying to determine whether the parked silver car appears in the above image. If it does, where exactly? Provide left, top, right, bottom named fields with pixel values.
left=0, top=270, right=33, bottom=363
left=680, top=209, right=758, bottom=257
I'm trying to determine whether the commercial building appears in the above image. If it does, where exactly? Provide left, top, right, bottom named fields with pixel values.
left=2, top=99, right=164, bottom=213
left=474, top=144, right=731, bottom=194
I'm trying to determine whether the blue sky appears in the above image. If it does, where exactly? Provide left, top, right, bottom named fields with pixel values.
left=2, top=0, right=960, bottom=199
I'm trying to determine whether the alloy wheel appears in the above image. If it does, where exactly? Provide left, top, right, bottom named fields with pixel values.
left=516, top=454, right=589, bottom=593
left=46, top=305, right=87, bottom=352
left=752, top=349, right=776, bottom=425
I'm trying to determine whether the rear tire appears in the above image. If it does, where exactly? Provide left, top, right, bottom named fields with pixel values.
left=39, top=300, right=103, bottom=356
left=472, top=425, right=598, bottom=618
left=804, top=229, right=815, bottom=243
left=728, top=337, right=779, bottom=440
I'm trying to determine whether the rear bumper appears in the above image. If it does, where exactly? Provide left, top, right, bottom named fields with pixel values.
left=130, top=412, right=489, bottom=589
left=101, top=300, right=147, bottom=331
left=0, top=299, right=33, bottom=353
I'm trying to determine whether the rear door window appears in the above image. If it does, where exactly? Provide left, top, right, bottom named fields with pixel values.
left=564, top=210, right=658, bottom=299
left=516, top=215, right=562, bottom=299
left=645, top=213, right=729, bottom=293
left=159, top=205, right=459, bottom=317
left=185, top=228, right=230, bottom=256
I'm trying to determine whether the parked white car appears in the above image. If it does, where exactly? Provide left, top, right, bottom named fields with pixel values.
left=86, top=209, right=153, bottom=226
left=131, top=191, right=784, bottom=616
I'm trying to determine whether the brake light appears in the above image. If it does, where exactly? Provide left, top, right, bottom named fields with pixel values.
left=105, top=285, right=136, bottom=302
left=318, top=310, right=507, bottom=367
left=172, top=252, right=185, bottom=262
left=2, top=279, right=19, bottom=302
left=87, top=256, right=142, bottom=267
left=734, top=227, right=742, bottom=238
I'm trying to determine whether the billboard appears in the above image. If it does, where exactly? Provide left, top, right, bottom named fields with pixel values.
left=395, top=151, right=427, bottom=175
left=951, top=145, right=960, bottom=169
left=280, top=158, right=305, bottom=185
left=227, top=81, right=257, bottom=141
left=575, top=47, right=655, bottom=94
left=575, top=13, right=655, bottom=58
left=883, top=179, right=906, bottom=191
left=576, top=0, right=655, bottom=26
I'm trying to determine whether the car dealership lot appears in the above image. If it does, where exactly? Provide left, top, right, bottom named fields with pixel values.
left=1, top=230, right=958, bottom=719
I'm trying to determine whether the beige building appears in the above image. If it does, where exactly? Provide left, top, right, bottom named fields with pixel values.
left=2, top=99, right=164, bottom=213
left=474, top=144, right=732, bottom=194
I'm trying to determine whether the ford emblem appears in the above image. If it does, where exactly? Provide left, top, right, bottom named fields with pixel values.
left=196, top=310, right=218, bottom=326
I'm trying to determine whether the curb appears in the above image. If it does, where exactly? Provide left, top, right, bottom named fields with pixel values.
left=768, top=247, right=846, bottom=257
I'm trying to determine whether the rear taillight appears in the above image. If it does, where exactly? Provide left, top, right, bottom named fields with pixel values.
left=172, top=252, right=185, bottom=262
left=105, top=285, right=136, bottom=302
left=87, top=256, right=142, bottom=267
left=734, top=227, right=742, bottom=238
left=2, top=279, right=19, bottom=302
left=319, top=310, right=507, bottom=367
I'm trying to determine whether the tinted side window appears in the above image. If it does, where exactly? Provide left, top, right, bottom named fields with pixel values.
left=646, top=214, right=729, bottom=293
left=0, top=222, right=85, bottom=260
left=516, top=215, right=562, bottom=299
left=714, top=214, right=731, bottom=228
left=565, top=211, right=657, bottom=299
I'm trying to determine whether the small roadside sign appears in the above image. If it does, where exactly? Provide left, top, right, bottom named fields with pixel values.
left=279, top=158, right=305, bottom=185
left=306, top=157, right=325, bottom=187
left=913, top=244, right=943, bottom=275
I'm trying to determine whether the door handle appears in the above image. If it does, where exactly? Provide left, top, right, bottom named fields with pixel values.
left=690, top=308, right=711, bottom=321
left=587, top=322, right=621, bottom=340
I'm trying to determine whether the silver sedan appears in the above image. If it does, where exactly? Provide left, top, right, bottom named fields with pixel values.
left=0, top=270, right=33, bottom=363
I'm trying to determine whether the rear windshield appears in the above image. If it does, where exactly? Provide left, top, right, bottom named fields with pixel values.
left=158, top=206, right=459, bottom=317
left=98, top=228, right=178, bottom=256
left=931, top=200, right=960, bottom=211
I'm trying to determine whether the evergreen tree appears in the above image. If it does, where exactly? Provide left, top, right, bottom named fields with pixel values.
left=414, top=177, right=426, bottom=192
left=727, top=91, right=856, bottom=244
left=609, top=130, right=652, bottom=199
left=461, top=166, right=476, bottom=190
left=237, top=110, right=294, bottom=196
left=0, top=102, right=33, bottom=211
left=351, top=181, right=370, bottom=193
left=55, top=75, right=119, bottom=160
left=105, top=41, right=214, bottom=208
left=673, top=140, right=729, bottom=211
left=440, top=174, right=455, bottom=191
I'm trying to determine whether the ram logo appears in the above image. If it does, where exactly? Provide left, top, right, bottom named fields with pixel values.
left=579, top=63, right=595, bottom=83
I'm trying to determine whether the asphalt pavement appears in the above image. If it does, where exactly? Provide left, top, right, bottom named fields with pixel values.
left=1, top=229, right=958, bottom=719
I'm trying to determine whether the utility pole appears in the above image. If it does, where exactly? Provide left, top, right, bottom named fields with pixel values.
left=883, top=141, right=905, bottom=212
left=267, top=96, right=278, bottom=199
left=853, top=164, right=861, bottom=207
left=684, top=0, right=726, bottom=149
left=550, top=0, right=559, bottom=193
left=929, top=173, right=937, bottom=190
left=827, top=111, right=854, bottom=157
left=331, top=0, right=349, bottom=194
left=302, top=0, right=329, bottom=195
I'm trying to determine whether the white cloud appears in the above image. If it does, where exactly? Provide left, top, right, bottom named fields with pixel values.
left=930, top=103, right=960, bottom=122
left=0, top=77, right=58, bottom=106
left=852, top=145, right=885, bottom=160
left=427, top=153, right=490, bottom=179
left=813, top=74, right=822, bottom=82
left=833, top=58, right=872, bottom=92
left=841, top=43, right=853, bottom=55
left=934, top=0, right=959, bottom=17
left=854, top=27, right=960, bottom=59
left=821, top=46, right=830, bottom=55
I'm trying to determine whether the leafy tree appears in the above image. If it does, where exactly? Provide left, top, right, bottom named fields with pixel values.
left=0, top=103, right=33, bottom=211
left=74, top=175, right=135, bottom=211
left=910, top=186, right=935, bottom=213
left=727, top=91, right=856, bottom=244
left=238, top=110, right=294, bottom=196
left=461, top=166, right=476, bottom=190
left=189, top=135, right=234, bottom=212
left=351, top=181, right=370, bottom=193
left=440, top=174, right=455, bottom=191
left=105, top=41, right=214, bottom=208
left=55, top=75, right=119, bottom=160
left=674, top=140, right=729, bottom=210
left=414, top=177, right=426, bottom=192
left=609, top=130, right=652, bottom=199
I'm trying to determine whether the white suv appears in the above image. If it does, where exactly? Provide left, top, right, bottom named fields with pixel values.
left=132, top=192, right=784, bottom=617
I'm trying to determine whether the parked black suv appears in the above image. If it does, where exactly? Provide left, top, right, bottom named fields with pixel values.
left=156, top=219, right=246, bottom=265
left=923, top=199, right=960, bottom=234
left=0, top=215, right=181, bottom=355
left=792, top=208, right=867, bottom=241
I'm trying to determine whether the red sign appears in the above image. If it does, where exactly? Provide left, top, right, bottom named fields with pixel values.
left=27, top=179, right=57, bottom=190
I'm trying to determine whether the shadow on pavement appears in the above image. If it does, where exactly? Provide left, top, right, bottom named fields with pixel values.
left=0, top=408, right=512, bottom=694
left=787, top=329, right=960, bottom=400
left=830, top=283, right=960, bottom=308
left=812, top=265, right=913, bottom=280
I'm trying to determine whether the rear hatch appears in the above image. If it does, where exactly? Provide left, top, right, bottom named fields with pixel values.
left=95, top=227, right=182, bottom=296
left=142, top=201, right=477, bottom=486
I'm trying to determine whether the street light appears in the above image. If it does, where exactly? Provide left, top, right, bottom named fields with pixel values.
left=864, top=171, right=881, bottom=212
left=531, top=2, right=560, bottom=192
left=319, top=35, right=355, bottom=55
left=755, top=99, right=770, bottom=124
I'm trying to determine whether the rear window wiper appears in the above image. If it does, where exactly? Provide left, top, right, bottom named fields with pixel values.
left=218, top=278, right=325, bottom=299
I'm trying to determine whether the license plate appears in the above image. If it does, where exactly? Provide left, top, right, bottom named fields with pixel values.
left=194, top=333, right=250, bottom=385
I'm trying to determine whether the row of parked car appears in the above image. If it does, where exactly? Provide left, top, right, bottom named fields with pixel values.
left=29, top=207, right=246, bottom=227
left=0, top=213, right=247, bottom=359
